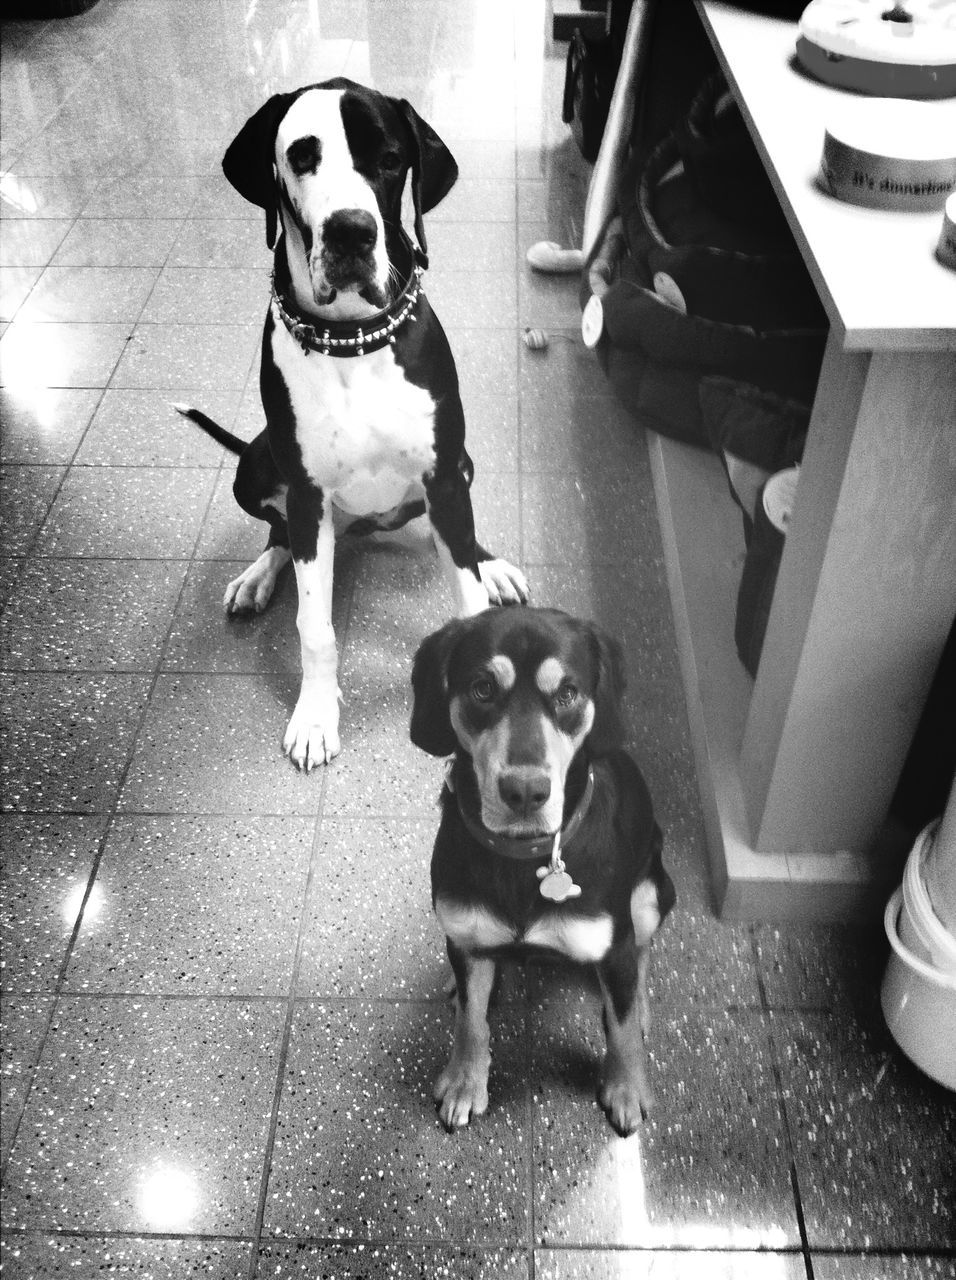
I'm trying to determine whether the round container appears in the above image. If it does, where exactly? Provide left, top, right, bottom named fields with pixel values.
left=901, top=821, right=956, bottom=976
left=819, top=99, right=956, bottom=212
left=882, top=887, right=956, bottom=1090
left=937, top=192, right=956, bottom=270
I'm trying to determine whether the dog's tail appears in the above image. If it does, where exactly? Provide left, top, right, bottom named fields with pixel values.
left=172, top=403, right=246, bottom=456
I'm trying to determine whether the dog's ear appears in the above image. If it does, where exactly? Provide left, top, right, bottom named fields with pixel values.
left=222, top=92, right=297, bottom=249
left=586, top=624, right=627, bottom=756
left=410, top=618, right=466, bottom=757
left=393, top=98, right=458, bottom=267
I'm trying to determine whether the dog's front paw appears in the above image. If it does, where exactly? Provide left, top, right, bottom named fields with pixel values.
left=433, top=1058, right=490, bottom=1130
left=282, top=692, right=341, bottom=770
left=479, top=558, right=529, bottom=607
left=597, top=1071, right=655, bottom=1137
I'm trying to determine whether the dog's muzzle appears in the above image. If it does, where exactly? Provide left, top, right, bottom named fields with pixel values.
left=317, top=208, right=382, bottom=300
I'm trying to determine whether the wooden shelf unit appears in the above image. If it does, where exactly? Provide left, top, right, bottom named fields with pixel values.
left=646, top=3, right=956, bottom=919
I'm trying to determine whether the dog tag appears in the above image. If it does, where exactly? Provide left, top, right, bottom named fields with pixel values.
left=536, top=836, right=582, bottom=903
left=536, top=865, right=582, bottom=902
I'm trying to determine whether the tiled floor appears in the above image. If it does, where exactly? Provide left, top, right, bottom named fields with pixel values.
left=1, top=3, right=954, bottom=1278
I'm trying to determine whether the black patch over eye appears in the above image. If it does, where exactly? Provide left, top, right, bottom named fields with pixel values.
left=554, top=682, right=578, bottom=708
left=471, top=676, right=496, bottom=704
left=380, top=148, right=403, bottom=172
left=286, top=136, right=321, bottom=176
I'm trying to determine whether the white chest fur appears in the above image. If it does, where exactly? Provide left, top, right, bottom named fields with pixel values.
left=435, top=895, right=615, bottom=964
left=270, top=310, right=437, bottom=516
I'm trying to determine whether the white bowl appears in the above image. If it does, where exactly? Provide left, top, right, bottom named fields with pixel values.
left=882, top=887, right=956, bottom=1091
left=901, top=821, right=956, bottom=977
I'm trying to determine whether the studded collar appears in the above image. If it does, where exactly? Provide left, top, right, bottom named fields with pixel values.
left=271, top=235, right=425, bottom=358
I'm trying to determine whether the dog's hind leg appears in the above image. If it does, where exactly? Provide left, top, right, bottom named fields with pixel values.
left=224, top=433, right=291, bottom=614
left=434, top=941, right=496, bottom=1130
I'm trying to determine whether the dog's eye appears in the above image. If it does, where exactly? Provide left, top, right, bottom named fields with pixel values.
left=471, top=676, right=496, bottom=703
left=380, top=148, right=403, bottom=172
left=554, top=682, right=578, bottom=707
left=287, top=136, right=321, bottom=176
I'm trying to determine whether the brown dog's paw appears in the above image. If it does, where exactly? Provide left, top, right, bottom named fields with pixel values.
left=597, top=1074, right=655, bottom=1137
left=433, top=1062, right=489, bottom=1131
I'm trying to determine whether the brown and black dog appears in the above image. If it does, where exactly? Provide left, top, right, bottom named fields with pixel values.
left=411, top=606, right=675, bottom=1135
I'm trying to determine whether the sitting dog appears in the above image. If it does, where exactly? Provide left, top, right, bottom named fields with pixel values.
left=176, top=79, right=527, bottom=769
left=411, top=607, right=675, bottom=1135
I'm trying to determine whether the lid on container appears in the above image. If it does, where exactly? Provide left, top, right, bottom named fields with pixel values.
left=581, top=293, right=604, bottom=349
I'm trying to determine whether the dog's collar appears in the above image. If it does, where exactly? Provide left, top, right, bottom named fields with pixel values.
left=271, top=244, right=425, bottom=359
left=447, top=764, right=595, bottom=863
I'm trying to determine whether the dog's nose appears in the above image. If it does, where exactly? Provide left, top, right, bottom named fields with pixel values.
left=498, top=768, right=551, bottom=814
left=324, top=209, right=377, bottom=256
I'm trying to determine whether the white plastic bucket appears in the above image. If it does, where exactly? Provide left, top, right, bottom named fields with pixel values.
left=881, top=887, right=956, bottom=1091
left=900, top=821, right=956, bottom=978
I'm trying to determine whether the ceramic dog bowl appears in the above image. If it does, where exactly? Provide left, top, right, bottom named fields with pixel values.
left=900, top=821, right=956, bottom=977
left=882, top=887, right=956, bottom=1090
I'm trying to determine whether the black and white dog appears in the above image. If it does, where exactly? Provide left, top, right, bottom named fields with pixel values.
left=177, top=80, right=527, bottom=768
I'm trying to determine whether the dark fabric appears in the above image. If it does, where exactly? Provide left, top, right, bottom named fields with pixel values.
left=563, top=28, right=618, bottom=163
left=735, top=484, right=785, bottom=679
left=593, top=73, right=826, bottom=448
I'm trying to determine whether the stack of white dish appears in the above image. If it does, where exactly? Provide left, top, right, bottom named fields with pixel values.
left=882, top=815, right=956, bottom=1089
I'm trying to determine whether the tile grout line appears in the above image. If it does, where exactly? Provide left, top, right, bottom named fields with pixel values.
left=749, top=929, right=816, bottom=1280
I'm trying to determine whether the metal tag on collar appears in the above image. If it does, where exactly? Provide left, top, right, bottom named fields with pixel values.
left=536, top=832, right=582, bottom=903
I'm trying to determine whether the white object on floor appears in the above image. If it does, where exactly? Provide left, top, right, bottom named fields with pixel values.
left=526, top=240, right=585, bottom=274
left=901, top=821, right=956, bottom=976
left=938, top=193, right=956, bottom=270
left=581, top=294, right=604, bottom=349
left=882, top=887, right=956, bottom=1090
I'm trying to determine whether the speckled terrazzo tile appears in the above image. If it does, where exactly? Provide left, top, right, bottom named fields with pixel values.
left=321, top=679, right=446, bottom=819
left=0, top=322, right=131, bottom=389
left=116, top=673, right=322, bottom=815
left=0, top=266, right=42, bottom=322
left=15, top=266, right=159, bottom=323
left=50, top=219, right=184, bottom=268
left=297, top=817, right=445, bottom=999
left=0, top=1234, right=253, bottom=1279
left=425, top=273, right=517, bottom=329
left=519, top=269, right=584, bottom=331
left=774, top=1011, right=956, bottom=1249
left=0, top=559, right=186, bottom=671
left=110, top=323, right=260, bottom=392
left=0, top=558, right=24, bottom=613
left=532, top=1007, right=796, bottom=1248
left=264, top=1000, right=531, bottom=1241
left=75, top=387, right=239, bottom=466
left=535, top=1251, right=806, bottom=1279
left=140, top=267, right=270, bottom=326
left=65, top=815, right=313, bottom=996
left=520, top=389, right=650, bottom=477
left=521, top=472, right=659, bottom=567
left=193, top=468, right=273, bottom=560
left=461, top=391, right=518, bottom=473
left=1, top=175, right=98, bottom=221
left=812, top=1255, right=956, bottom=1279
left=256, top=1243, right=530, bottom=1279
left=1, top=997, right=54, bottom=1165
left=0, top=674, right=150, bottom=813
left=167, top=220, right=272, bottom=269
left=1, top=995, right=284, bottom=1233
left=0, top=465, right=64, bottom=553
left=0, top=388, right=101, bottom=464
left=0, top=221, right=72, bottom=268
left=455, top=328, right=518, bottom=401
left=162, top=558, right=301, bottom=675
left=470, top=469, right=521, bottom=566
left=519, top=330, right=610, bottom=406
left=430, top=180, right=517, bottom=222
left=753, top=921, right=889, bottom=1015
left=81, top=169, right=204, bottom=218
left=0, top=815, right=107, bottom=992
left=34, top=467, right=215, bottom=558
left=427, top=222, right=518, bottom=271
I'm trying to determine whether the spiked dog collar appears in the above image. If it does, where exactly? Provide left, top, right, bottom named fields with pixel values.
left=271, top=245, right=424, bottom=358
left=447, top=764, right=595, bottom=863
